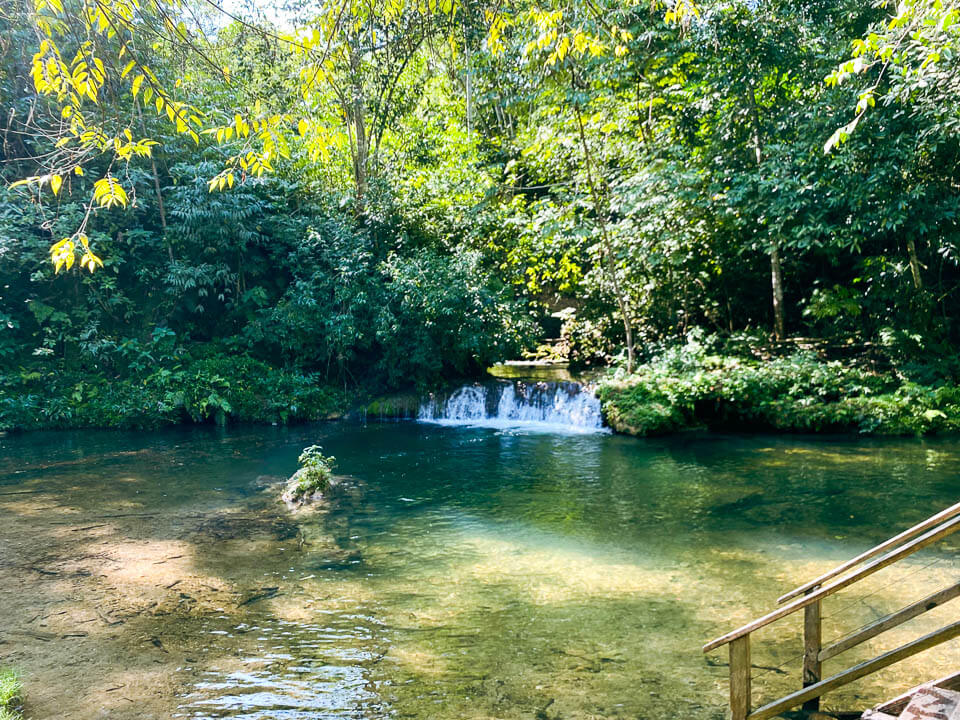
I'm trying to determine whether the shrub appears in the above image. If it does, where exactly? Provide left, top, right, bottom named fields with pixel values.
left=0, top=355, right=349, bottom=431
left=598, top=334, right=960, bottom=437
left=284, top=445, right=336, bottom=502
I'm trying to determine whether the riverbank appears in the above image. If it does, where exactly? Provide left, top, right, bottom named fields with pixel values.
left=597, top=349, right=960, bottom=437
left=4, top=348, right=960, bottom=437
left=0, top=356, right=350, bottom=431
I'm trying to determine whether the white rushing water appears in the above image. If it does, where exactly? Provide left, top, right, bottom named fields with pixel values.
left=418, top=381, right=608, bottom=434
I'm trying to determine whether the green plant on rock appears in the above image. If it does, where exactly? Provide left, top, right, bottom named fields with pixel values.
left=289, top=445, right=337, bottom=501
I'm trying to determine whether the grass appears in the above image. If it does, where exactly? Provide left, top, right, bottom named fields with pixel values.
left=0, top=668, right=22, bottom=719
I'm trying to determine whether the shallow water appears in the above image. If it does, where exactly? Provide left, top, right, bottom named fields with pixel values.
left=1, top=423, right=958, bottom=719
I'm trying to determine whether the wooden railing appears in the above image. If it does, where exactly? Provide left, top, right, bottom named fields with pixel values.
left=703, top=501, right=960, bottom=720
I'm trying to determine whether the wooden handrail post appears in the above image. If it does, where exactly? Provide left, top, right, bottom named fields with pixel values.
left=745, top=620, right=960, bottom=720
left=802, top=598, right=822, bottom=713
left=730, top=635, right=751, bottom=720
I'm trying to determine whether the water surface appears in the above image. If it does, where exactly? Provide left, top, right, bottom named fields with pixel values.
left=1, top=424, right=958, bottom=719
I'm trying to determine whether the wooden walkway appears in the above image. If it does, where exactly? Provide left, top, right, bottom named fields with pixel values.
left=703, top=501, right=960, bottom=720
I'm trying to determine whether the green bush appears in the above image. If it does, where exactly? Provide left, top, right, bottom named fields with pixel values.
left=0, top=355, right=349, bottom=431
left=598, top=334, right=960, bottom=437
left=285, top=445, right=336, bottom=501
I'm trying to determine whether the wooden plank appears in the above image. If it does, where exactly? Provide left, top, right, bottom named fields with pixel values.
left=703, top=515, right=960, bottom=652
left=778, top=500, right=960, bottom=605
left=861, top=711, right=897, bottom=720
left=730, top=635, right=751, bottom=720
left=898, top=686, right=960, bottom=720
left=802, top=599, right=822, bottom=713
left=820, top=582, right=960, bottom=662
left=872, top=670, right=960, bottom=715
left=934, top=670, right=960, bottom=692
left=745, top=620, right=960, bottom=720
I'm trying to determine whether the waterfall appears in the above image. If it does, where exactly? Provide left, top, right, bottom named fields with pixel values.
left=418, top=381, right=607, bottom=433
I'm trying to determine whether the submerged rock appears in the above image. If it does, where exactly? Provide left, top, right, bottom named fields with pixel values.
left=194, top=513, right=301, bottom=541
left=248, top=474, right=285, bottom=493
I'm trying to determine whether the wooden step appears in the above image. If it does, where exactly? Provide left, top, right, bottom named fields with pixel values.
left=897, top=686, right=960, bottom=720
left=861, top=672, right=960, bottom=720
left=861, top=711, right=897, bottom=720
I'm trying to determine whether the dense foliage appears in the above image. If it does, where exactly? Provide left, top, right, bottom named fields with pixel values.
left=2, top=0, right=960, bottom=432
left=598, top=332, right=960, bottom=436
left=0, top=355, right=349, bottom=430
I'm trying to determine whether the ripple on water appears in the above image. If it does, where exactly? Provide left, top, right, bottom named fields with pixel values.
left=175, top=617, right=387, bottom=719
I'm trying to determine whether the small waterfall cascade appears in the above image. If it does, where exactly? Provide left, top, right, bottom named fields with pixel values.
left=418, top=381, right=607, bottom=433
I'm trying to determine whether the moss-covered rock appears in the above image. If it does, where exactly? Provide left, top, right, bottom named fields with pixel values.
left=281, top=445, right=337, bottom=507
left=358, top=392, right=421, bottom=421
left=281, top=466, right=337, bottom=506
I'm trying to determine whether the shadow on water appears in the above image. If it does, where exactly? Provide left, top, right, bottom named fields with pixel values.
left=0, top=423, right=958, bottom=719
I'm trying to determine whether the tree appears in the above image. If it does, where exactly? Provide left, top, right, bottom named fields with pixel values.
left=483, top=2, right=673, bottom=372
left=12, top=0, right=460, bottom=266
left=826, top=0, right=960, bottom=152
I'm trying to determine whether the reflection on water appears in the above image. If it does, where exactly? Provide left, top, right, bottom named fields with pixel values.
left=1, top=424, right=959, bottom=720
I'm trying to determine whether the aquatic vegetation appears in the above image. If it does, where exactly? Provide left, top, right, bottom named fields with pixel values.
left=0, top=668, right=22, bottom=719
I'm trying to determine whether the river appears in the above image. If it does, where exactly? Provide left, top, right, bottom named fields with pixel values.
left=1, top=419, right=958, bottom=719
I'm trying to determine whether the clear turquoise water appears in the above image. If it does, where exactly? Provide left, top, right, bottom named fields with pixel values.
left=1, top=423, right=958, bottom=719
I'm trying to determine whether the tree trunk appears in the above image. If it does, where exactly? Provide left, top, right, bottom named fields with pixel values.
left=770, top=242, right=785, bottom=341
left=573, top=104, right=635, bottom=373
left=347, top=44, right=369, bottom=212
left=746, top=82, right=786, bottom=341
left=137, top=101, right=172, bottom=261
left=603, top=233, right=636, bottom=373
left=351, top=106, right=368, bottom=208
left=907, top=236, right=923, bottom=289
